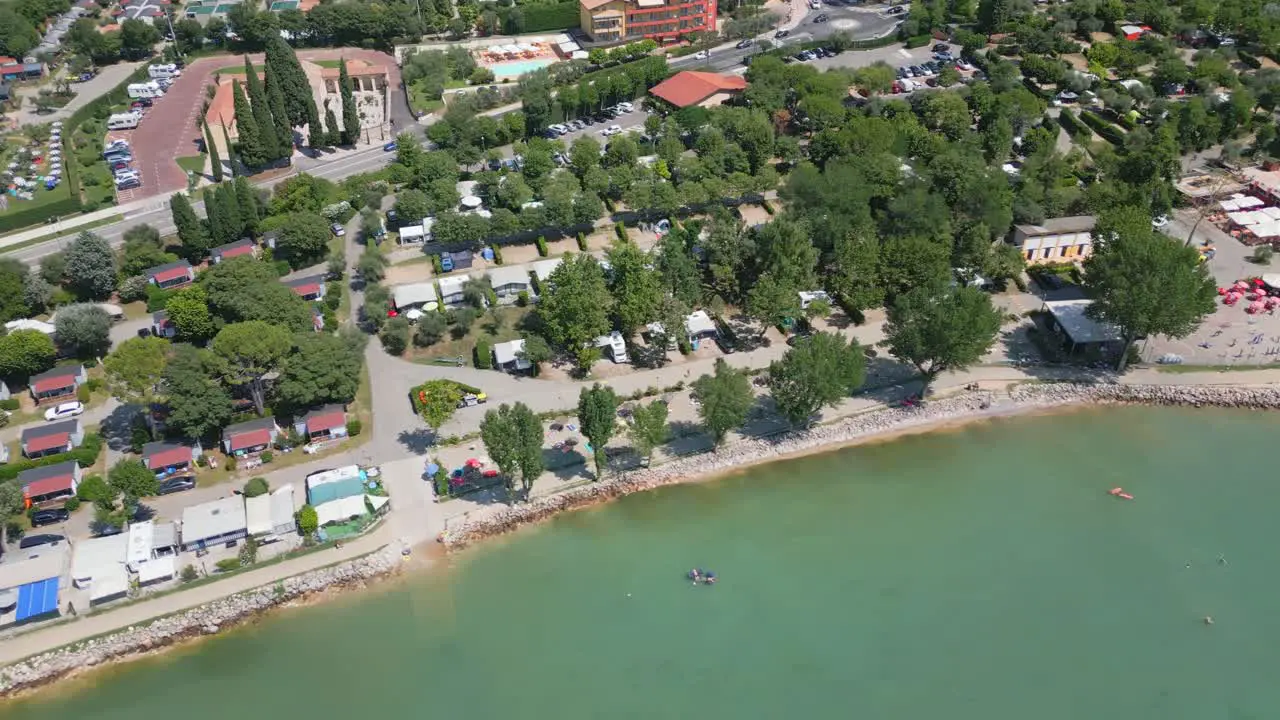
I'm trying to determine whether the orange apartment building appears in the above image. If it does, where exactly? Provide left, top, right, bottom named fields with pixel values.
left=579, top=0, right=716, bottom=43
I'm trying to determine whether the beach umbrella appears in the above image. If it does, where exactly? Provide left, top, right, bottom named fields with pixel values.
left=425, top=462, right=440, bottom=475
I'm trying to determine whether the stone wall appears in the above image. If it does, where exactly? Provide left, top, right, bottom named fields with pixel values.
left=0, top=548, right=400, bottom=697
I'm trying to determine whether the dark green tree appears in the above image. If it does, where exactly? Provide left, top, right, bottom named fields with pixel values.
left=265, top=36, right=316, bottom=127
left=538, top=254, right=613, bottom=370
left=276, top=332, right=365, bottom=410
left=323, top=101, right=341, bottom=147
left=243, top=55, right=282, bottom=160
left=234, top=176, right=261, bottom=236
left=264, top=64, right=294, bottom=159
left=54, top=304, right=112, bottom=359
left=0, top=329, right=55, bottom=381
left=210, top=320, right=293, bottom=416
left=1083, top=207, right=1217, bottom=371
left=480, top=402, right=545, bottom=501
left=628, top=399, right=669, bottom=463
left=338, top=59, right=360, bottom=145
left=275, top=212, right=331, bottom=268
left=767, top=332, right=866, bottom=426
left=231, top=80, right=269, bottom=168
left=170, top=192, right=210, bottom=261
left=826, top=228, right=884, bottom=317
left=884, top=285, right=1003, bottom=392
left=306, top=94, right=325, bottom=149
left=577, top=383, right=619, bottom=479
left=163, top=345, right=234, bottom=439
left=691, top=358, right=754, bottom=446
left=65, top=231, right=117, bottom=299
left=108, top=459, right=160, bottom=498
left=203, top=120, right=224, bottom=182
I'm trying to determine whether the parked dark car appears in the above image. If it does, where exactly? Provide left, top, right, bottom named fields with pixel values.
left=886, top=4, right=904, bottom=12
left=736, top=38, right=754, bottom=49
left=933, top=43, right=949, bottom=52
left=30, top=508, right=69, bottom=527
left=775, top=29, right=791, bottom=38
left=18, top=534, right=64, bottom=549
left=158, top=477, right=196, bottom=495
left=812, top=13, right=829, bottom=22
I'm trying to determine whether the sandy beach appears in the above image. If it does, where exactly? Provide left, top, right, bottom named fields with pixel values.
left=4, top=379, right=1280, bottom=699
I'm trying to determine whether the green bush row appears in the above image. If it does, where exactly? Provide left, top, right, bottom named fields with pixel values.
left=0, top=195, right=84, bottom=235
left=474, top=338, right=492, bottom=369
left=1079, top=110, right=1126, bottom=146
left=0, top=432, right=104, bottom=482
left=1057, top=109, right=1091, bottom=138
left=501, top=1, right=578, bottom=32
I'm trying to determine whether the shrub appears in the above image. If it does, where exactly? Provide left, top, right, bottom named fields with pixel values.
left=63, top=496, right=80, bottom=512
left=380, top=317, right=410, bottom=355
left=517, top=290, right=529, bottom=307
left=180, top=564, right=199, bottom=582
left=346, top=418, right=363, bottom=436
left=144, top=285, right=174, bottom=312
left=761, top=199, right=775, bottom=215
left=297, top=504, right=319, bottom=534
left=577, top=232, right=588, bottom=251
left=85, top=377, right=104, bottom=392
left=431, top=254, right=443, bottom=273
left=535, top=235, right=548, bottom=257
left=243, top=476, right=269, bottom=497
left=238, top=536, right=258, bottom=565
left=1078, top=111, right=1125, bottom=146
left=615, top=221, right=628, bottom=241
left=1252, top=245, right=1274, bottom=265
left=490, top=244, right=503, bottom=264
left=0, top=398, right=18, bottom=411
left=215, top=558, right=241, bottom=572
left=260, top=450, right=274, bottom=463
left=904, top=35, right=931, bottom=49
left=224, top=457, right=236, bottom=471
left=474, top=338, right=492, bottom=369
left=324, top=282, right=342, bottom=310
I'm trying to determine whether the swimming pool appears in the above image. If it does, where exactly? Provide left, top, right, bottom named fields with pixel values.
left=488, top=57, right=557, bottom=78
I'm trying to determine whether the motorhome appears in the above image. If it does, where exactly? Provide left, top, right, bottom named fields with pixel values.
left=126, top=82, right=163, bottom=99
left=147, top=64, right=181, bottom=80
left=106, top=112, right=141, bottom=130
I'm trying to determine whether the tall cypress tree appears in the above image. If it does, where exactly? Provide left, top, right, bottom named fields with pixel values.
left=265, top=66, right=294, bottom=159
left=215, top=183, right=244, bottom=244
left=323, top=100, right=341, bottom=147
left=265, top=36, right=316, bottom=127
left=206, top=183, right=235, bottom=245
left=169, top=192, right=210, bottom=261
left=243, top=56, right=281, bottom=161
left=306, top=93, right=325, bottom=149
left=202, top=120, right=224, bottom=182
left=234, top=176, right=260, bottom=236
left=221, top=122, right=238, bottom=177
left=338, top=59, right=360, bottom=146
left=231, top=81, right=267, bottom=169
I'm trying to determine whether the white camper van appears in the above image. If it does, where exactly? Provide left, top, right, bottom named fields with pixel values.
left=147, top=63, right=181, bottom=80
left=126, top=82, right=164, bottom=99
left=106, top=112, right=142, bottom=130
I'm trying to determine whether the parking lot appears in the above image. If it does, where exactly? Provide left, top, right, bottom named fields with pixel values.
left=545, top=103, right=649, bottom=144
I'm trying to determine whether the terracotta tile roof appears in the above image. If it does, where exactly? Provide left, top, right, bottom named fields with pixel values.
left=30, top=366, right=80, bottom=394
left=318, top=58, right=387, bottom=80
left=228, top=428, right=271, bottom=451
left=24, top=475, right=75, bottom=498
left=649, top=71, right=747, bottom=108
left=148, top=259, right=193, bottom=283
left=143, top=441, right=192, bottom=468
left=26, top=431, right=70, bottom=454
left=304, top=406, right=346, bottom=433
left=580, top=0, right=616, bottom=9
left=213, top=239, right=256, bottom=260
left=18, top=462, right=77, bottom=490
left=284, top=274, right=324, bottom=297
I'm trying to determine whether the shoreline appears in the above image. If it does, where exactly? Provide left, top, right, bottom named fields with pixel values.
left=5, top=380, right=1280, bottom=699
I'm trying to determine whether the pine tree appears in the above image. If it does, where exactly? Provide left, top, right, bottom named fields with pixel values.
left=338, top=59, right=360, bottom=146
left=231, top=81, right=268, bottom=169
left=323, top=101, right=341, bottom=147
left=306, top=94, right=325, bottom=149
left=243, top=56, right=281, bottom=161
left=202, top=121, right=223, bottom=182
left=265, top=66, right=294, bottom=160
left=221, top=121, right=238, bottom=177
left=169, top=193, right=210, bottom=261
left=210, top=183, right=244, bottom=244
left=234, top=176, right=260, bottom=236
left=265, top=36, right=316, bottom=127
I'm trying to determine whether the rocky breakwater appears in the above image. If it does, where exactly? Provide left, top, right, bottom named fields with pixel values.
left=0, top=547, right=401, bottom=697
left=1009, top=382, right=1280, bottom=409
left=441, top=392, right=1004, bottom=548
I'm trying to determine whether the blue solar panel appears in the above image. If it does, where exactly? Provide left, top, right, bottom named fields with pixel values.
left=15, top=577, right=59, bottom=621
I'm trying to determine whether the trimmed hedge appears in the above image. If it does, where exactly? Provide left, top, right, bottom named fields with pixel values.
left=0, top=195, right=84, bottom=235
left=1079, top=110, right=1126, bottom=146
left=502, top=1, right=578, bottom=32
left=1239, top=49, right=1262, bottom=69
left=0, top=432, right=104, bottom=482
left=1057, top=109, right=1091, bottom=138
left=904, top=35, right=932, bottom=49
left=474, top=338, right=492, bottom=369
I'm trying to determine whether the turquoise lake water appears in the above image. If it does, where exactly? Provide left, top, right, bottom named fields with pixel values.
left=5, top=406, right=1280, bottom=719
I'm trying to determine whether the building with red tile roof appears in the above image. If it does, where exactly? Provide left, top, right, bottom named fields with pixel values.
left=648, top=71, right=746, bottom=109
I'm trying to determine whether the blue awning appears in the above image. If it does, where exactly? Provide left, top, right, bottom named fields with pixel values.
left=15, top=578, right=59, bottom=621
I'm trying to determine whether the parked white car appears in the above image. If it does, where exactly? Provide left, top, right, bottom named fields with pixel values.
left=44, top=401, right=84, bottom=422
left=1152, top=215, right=1170, bottom=228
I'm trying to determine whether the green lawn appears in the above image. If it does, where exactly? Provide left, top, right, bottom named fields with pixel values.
left=313, top=59, right=343, bottom=68
left=215, top=63, right=264, bottom=75
left=176, top=154, right=206, bottom=176
left=411, top=305, right=533, bottom=364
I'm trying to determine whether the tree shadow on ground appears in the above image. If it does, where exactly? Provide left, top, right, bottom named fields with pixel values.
left=396, top=428, right=436, bottom=454
left=99, top=403, right=141, bottom=453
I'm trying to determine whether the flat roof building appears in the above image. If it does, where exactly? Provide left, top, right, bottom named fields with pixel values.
left=180, top=496, right=248, bottom=551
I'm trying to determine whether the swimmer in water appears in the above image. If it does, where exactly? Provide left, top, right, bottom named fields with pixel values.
left=1218, top=554, right=1228, bottom=566
left=1204, top=616, right=1215, bottom=625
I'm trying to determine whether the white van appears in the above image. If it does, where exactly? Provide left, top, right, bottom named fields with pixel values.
left=106, top=112, right=142, bottom=130
left=147, top=63, right=181, bottom=80
left=126, top=81, right=164, bottom=99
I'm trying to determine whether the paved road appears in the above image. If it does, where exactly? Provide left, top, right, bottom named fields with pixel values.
left=671, top=3, right=904, bottom=73
left=10, top=62, right=146, bottom=128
